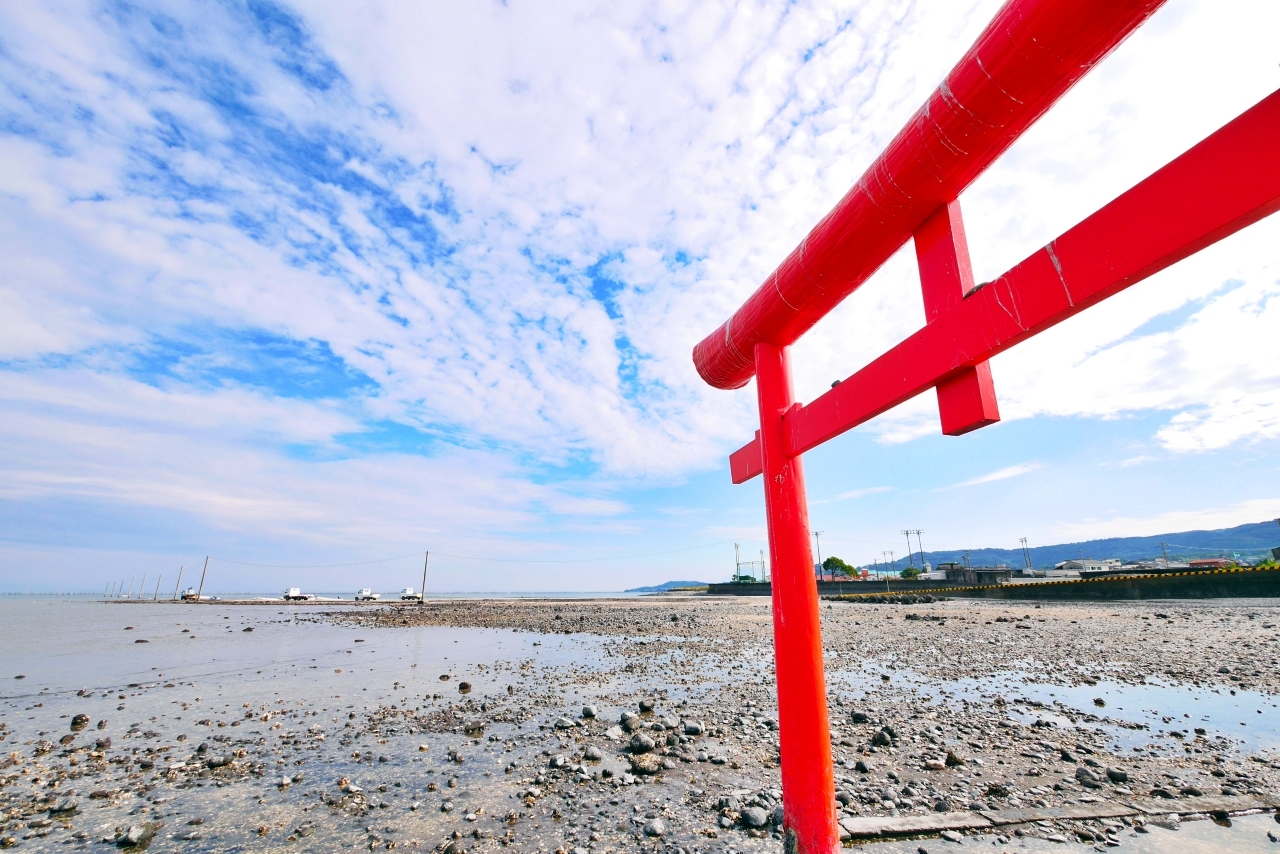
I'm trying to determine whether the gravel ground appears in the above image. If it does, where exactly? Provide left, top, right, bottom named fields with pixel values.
left=1, top=595, right=1277, bottom=852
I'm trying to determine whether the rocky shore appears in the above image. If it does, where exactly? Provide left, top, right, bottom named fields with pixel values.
left=1, top=596, right=1277, bottom=851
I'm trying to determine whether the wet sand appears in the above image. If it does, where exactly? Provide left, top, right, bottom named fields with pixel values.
left=1, top=595, right=1278, bottom=851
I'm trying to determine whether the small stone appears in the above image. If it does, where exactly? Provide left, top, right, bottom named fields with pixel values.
left=621, top=712, right=641, bottom=732
left=458, top=681, right=471, bottom=693
left=639, top=699, right=656, bottom=713
left=1180, top=786, right=1203, bottom=797
left=1075, top=766, right=1102, bottom=789
left=630, top=754, right=662, bottom=775
left=1106, top=767, right=1129, bottom=783
left=642, top=818, right=666, bottom=837
left=629, top=733, right=656, bottom=754
left=854, top=759, right=871, bottom=773
left=851, top=712, right=870, bottom=723
left=554, top=717, right=577, bottom=730
left=603, top=725, right=625, bottom=740
left=118, top=823, right=158, bottom=848
left=941, top=830, right=962, bottom=843
left=582, top=705, right=598, bottom=719
left=48, top=797, right=79, bottom=815
left=70, top=714, right=90, bottom=731
left=584, top=745, right=602, bottom=761
left=684, top=722, right=703, bottom=736
left=739, top=807, right=769, bottom=828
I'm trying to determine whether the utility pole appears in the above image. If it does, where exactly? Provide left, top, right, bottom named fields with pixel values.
left=103, top=582, right=110, bottom=599
left=761, top=550, right=768, bottom=583
left=195, top=556, right=209, bottom=602
left=153, top=574, right=161, bottom=601
left=812, top=532, right=824, bottom=580
left=962, top=550, right=971, bottom=570
left=1159, top=542, right=1170, bottom=568
left=173, top=566, right=183, bottom=601
left=883, top=550, right=894, bottom=592
left=1019, top=537, right=1033, bottom=572
left=734, top=543, right=741, bottom=581
left=126, top=576, right=135, bottom=599
left=139, top=573, right=146, bottom=601
left=901, top=530, right=915, bottom=569
left=420, top=552, right=429, bottom=604
left=912, top=529, right=925, bottom=568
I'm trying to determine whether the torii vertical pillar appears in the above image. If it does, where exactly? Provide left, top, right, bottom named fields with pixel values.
left=755, top=342, right=838, bottom=854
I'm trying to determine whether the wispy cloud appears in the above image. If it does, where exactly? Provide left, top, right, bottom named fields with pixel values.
left=813, top=486, right=892, bottom=505
left=945, top=463, right=1045, bottom=490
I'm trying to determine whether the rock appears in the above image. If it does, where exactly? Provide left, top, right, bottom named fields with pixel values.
left=1180, top=786, right=1203, bottom=797
left=639, top=699, right=656, bottom=713
left=96, top=737, right=112, bottom=749
left=70, top=714, right=89, bottom=731
left=740, top=807, right=769, bottom=828
left=206, top=755, right=232, bottom=769
left=945, top=750, right=965, bottom=767
left=621, top=712, right=641, bottom=732
left=441, top=801, right=454, bottom=812
left=924, top=759, right=946, bottom=771
left=1075, top=767, right=1102, bottom=789
left=630, top=754, right=662, bottom=775
left=771, top=806, right=784, bottom=826
left=603, top=725, right=625, bottom=741
left=1093, top=698, right=1106, bottom=707
left=118, top=823, right=158, bottom=848
left=662, top=714, right=680, bottom=729
left=584, top=745, right=602, bottom=761
left=1059, top=749, right=1076, bottom=762
left=851, top=712, right=870, bottom=724
left=629, top=733, right=656, bottom=754
left=1150, top=787, right=1176, bottom=799
left=684, top=722, right=703, bottom=736
left=553, top=717, right=577, bottom=730
left=1106, top=767, right=1129, bottom=783
left=457, top=681, right=471, bottom=693
left=933, top=798, right=952, bottom=813
left=872, top=730, right=893, bottom=747
left=582, top=705, right=598, bottom=719
left=548, top=754, right=568, bottom=768
left=48, top=797, right=79, bottom=815
left=642, top=818, right=666, bottom=837
left=855, top=759, right=871, bottom=773
left=941, top=830, right=962, bottom=843
left=444, top=840, right=466, bottom=854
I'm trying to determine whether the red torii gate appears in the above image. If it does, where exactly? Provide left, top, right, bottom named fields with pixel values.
left=692, top=0, right=1280, bottom=851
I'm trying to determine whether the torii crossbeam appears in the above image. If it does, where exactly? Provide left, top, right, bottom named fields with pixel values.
left=691, top=1, right=1280, bottom=852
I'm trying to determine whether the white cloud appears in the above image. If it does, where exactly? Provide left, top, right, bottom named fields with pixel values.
left=947, top=463, right=1045, bottom=490
left=814, top=486, right=892, bottom=505
left=2, top=0, right=1280, bottom=588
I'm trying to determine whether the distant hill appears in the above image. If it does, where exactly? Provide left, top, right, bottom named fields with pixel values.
left=625, top=580, right=710, bottom=593
left=862, top=519, right=1280, bottom=571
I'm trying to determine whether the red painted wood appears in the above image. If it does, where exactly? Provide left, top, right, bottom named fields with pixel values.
left=693, top=0, right=1167, bottom=391
left=914, top=201, right=1001, bottom=435
left=787, top=88, right=1280, bottom=459
left=725, top=86, right=1280, bottom=484
left=754, top=343, right=837, bottom=854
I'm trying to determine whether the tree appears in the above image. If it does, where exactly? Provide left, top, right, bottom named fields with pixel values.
left=900, top=566, right=922, bottom=579
left=822, top=556, right=854, bottom=578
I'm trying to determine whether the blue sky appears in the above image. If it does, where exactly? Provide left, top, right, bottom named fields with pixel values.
left=1, top=0, right=1278, bottom=592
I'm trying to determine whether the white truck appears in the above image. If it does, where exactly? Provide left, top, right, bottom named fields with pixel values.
left=283, top=587, right=308, bottom=601
left=399, top=587, right=422, bottom=601
left=354, top=588, right=380, bottom=601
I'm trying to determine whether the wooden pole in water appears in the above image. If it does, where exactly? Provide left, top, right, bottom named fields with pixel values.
left=195, top=556, right=209, bottom=602
left=126, top=576, right=135, bottom=599
left=103, top=582, right=110, bottom=598
left=139, top=573, right=146, bottom=601
left=420, top=552, right=429, bottom=605
left=173, top=565, right=183, bottom=601
left=153, top=574, right=161, bottom=600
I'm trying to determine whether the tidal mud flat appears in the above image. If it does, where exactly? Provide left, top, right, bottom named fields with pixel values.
left=1, top=596, right=1278, bottom=852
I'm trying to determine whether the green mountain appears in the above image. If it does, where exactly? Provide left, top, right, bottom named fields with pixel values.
left=866, top=519, right=1280, bottom=571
